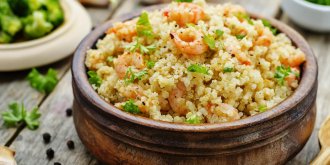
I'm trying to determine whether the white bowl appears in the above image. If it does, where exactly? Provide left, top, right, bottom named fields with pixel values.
left=0, top=0, right=92, bottom=71
left=282, top=0, right=330, bottom=32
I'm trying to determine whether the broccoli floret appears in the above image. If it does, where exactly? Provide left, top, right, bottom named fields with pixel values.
left=24, top=11, right=53, bottom=39
left=9, top=0, right=43, bottom=17
left=0, top=14, right=22, bottom=36
left=42, top=0, right=64, bottom=27
left=0, top=0, right=13, bottom=15
left=0, top=31, right=12, bottom=43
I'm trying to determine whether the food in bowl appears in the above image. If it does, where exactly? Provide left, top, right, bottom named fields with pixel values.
left=85, top=0, right=306, bottom=124
left=306, top=0, right=330, bottom=5
left=0, top=0, right=64, bottom=43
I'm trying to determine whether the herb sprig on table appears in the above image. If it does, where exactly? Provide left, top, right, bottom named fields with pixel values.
left=27, top=68, right=59, bottom=94
left=2, top=102, right=41, bottom=130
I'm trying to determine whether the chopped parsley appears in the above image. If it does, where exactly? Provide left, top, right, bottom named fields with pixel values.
left=124, top=68, right=148, bottom=84
left=122, top=100, right=141, bottom=114
left=187, top=64, right=209, bottom=75
left=262, top=19, right=278, bottom=35
left=258, top=105, right=267, bottom=112
left=147, top=60, right=155, bottom=69
left=236, top=34, right=246, bottom=40
left=203, top=34, right=216, bottom=50
left=107, top=56, right=114, bottom=62
left=235, top=13, right=254, bottom=25
left=87, top=71, right=102, bottom=87
left=174, top=0, right=193, bottom=2
left=125, top=39, right=156, bottom=55
left=274, top=65, right=292, bottom=85
left=136, top=12, right=154, bottom=38
left=223, top=67, right=234, bottom=73
left=185, top=114, right=202, bottom=124
left=215, top=29, right=224, bottom=38
left=2, top=102, right=41, bottom=130
left=27, top=68, right=59, bottom=94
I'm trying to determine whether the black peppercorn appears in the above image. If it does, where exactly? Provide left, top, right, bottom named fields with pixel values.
left=66, top=108, right=72, bottom=117
left=46, top=148, right=54, bottom=159
left=42, top=133, right=51, bottom=144
left=54, top=162, right=61, bottom=165
left=67, top=140, right=75, bottom=150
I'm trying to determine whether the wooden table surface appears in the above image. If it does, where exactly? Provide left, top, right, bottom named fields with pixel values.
left=0, top=0, right=328, bottom=164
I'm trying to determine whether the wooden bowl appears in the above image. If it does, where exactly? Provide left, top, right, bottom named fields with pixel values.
left=72, top=5, right=318, bottom=165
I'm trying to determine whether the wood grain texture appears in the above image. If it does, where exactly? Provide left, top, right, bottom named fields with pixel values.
left=282, top=12, right=330, bottom=164
left=0, top=58, right=71, bottom=146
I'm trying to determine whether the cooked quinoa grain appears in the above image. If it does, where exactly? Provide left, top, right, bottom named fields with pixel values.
left=85, top=0, right=305, bottom=124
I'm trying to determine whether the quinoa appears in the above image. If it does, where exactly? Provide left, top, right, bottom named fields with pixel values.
left=85, top=0, right=305, bottom=124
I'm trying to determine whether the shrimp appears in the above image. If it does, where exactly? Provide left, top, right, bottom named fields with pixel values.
left=168, top=81, right=188, bottom=116
left=207, top=103, right=240, bottom=122
left=164, top=3, right=207, bottom=27
left=170, top=28, right=208, bottom=58
left=114, top=52, right=145, bottom=79
left=281, top=52, right=306, bottom=68
left=285, top=67, right=300, bottom=88
left=223, top=4, right=246, bottom=17
left=255, top=27, right=273, bottom=47
left=106, top=20, right=137, bottom=42
left=225, top=38, right=251, bottom=65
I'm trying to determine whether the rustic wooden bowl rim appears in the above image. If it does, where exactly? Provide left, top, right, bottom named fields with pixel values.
left=72, top=4, right=317, bottom=132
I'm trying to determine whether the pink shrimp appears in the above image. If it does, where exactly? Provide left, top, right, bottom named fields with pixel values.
left=106, top=20, right=137, bottom=42
left=168, top=81, right=188, bottom=116
left=114, top=52, right=145, bottom=79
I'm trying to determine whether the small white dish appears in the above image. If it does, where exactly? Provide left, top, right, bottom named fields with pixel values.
left=282, top=0, right=330, bottom=32
left=0, top=0, right=92, bottom=71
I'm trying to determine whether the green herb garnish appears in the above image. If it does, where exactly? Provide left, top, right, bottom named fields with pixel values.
left=124, top=68, right=148, bottom=84
left=174, top=0, right=193, bottom=2
left=262, top=19, right=277, bottom=35
left=88, top=71, right=102, bottom=87
left=215, top=29, right=224, bottom=38
left=125, top=39, right=156, bottom=55
left=27, top=68, right=58, bottom=94
left=203, top=34, right=216, bottom=50
left=236, top=34, right=246, bottom=40
left=107, top=56, right=114, bottom=62
left=185, top=114, right=202, bottom=124
left=147, top=60, right=155, bottom=69
left=2, top=102, right=41, bottom=130
left=258, top=105, right=267, bottom=112
left=274, top=65, right=292, bottom=85
left=235, top=13, right=254, bottom=25
left=187, top=64, right=209, bottom=75
left=136, top=12, right=154, bottom=38
left=122, top=100, right=141, bottom=114
left=223, top=67, right=234, bottom=73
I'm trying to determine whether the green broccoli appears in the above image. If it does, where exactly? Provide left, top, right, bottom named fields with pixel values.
left=24, top=11, right=54, bottom=39
left=42, top=0, right=64, bottom=27
left=0, top=31, right=12, bottom=43
left=0, top=0, right=13, bottom=15
left=9, top=0, right=43, bottom=17
left=0, top=14, right=22, bottom=36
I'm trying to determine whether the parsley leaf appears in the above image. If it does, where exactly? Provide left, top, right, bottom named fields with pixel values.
left=125, top=39, right=156, bottom=55
left=223, top=67, right=234, bottom=73
left=215, top=29, right=224, bottom=38
left=258, top=104, right=267, bottom=112
left=136, top=12, right=154, bottom=38
left=27, top=68, right=58, bottom=94
left=235, top=13, right=254, bottom=25
left=107, top=56, right=114, bottom=62
left=185, top=114, right=202, bottom=124
left=124, top=68, right=148, bottom=84
left=88, top=71, right=102, bottom=87
left=147, top=60, right=155, bottom=69
left=174, top=0, right=193, bottom=2
left=236, top=34, right=246, bottom=40
left=2, top=103, right=41, bottom=130
left=262, top=19, right=277, bottom=35
left=122, top=100, right=141, bottom=114
left=187, top=64, right=209, bottom=75
left=203, top=34, right=216, bottom=50
left=274, top=65, right=291, bottom=85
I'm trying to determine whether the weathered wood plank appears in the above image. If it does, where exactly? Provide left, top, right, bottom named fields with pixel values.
left=0, top=58, right=71, bottom=146
left=279, top=14, right=330, bottom=164
left=11, top=73, right=96, bottom=165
